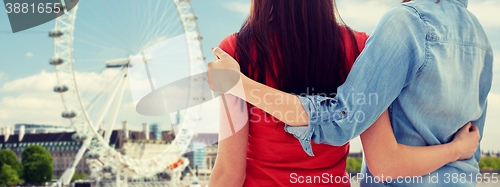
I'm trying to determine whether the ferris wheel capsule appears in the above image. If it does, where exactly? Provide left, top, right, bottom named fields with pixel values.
left=49, top=30, right=63, bottom=38
left=53, top=85, right=69, bottom=93
left=102, top=166, right=114, bottom=173
left=85, top=151, right=101, bottom=159
left=62, top=111, right=77, bottom=118
left=50, top=57, right=64, bottom=65
left=185, top=15, right=198, bottom=21
left=194, top=35, right=203, bottom=40
left=71, top=132, right=87, bottom=141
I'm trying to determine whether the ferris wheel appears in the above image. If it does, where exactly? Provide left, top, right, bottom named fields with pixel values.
left=49, top=0, right=207, bottom=186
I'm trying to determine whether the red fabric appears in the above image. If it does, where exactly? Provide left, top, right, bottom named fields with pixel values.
left=218, top=28, right=369, bottom=187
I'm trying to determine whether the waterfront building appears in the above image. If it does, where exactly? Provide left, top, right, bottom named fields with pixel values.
left=150, top=123, right=162, bottom=140
left=0, top=122, right=175, bottom=178
left=0, top=129, right=99, bottom=177
left=1, top=117, right=215, bottom=182
left=13, top=124, right=72, bottom=134
left=348, top=152, right=363, bottom=158
left=182, top=133, right=218, bottom=179
left=481, top=151, right=500, bottom=158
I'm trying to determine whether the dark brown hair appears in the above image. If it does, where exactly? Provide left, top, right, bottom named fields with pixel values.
left=234, top=0, right=360, bottom=96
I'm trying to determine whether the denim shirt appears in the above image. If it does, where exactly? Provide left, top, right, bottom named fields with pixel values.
left=284, top=0, right=493, bottom=186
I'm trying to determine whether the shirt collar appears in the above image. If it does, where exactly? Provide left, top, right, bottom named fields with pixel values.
left=455, top=0, right=468, bottom=7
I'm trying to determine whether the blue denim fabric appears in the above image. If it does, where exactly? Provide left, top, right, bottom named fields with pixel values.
left=284, top=0, right=493, bottom=186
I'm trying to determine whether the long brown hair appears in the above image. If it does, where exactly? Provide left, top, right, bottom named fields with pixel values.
left=234, top=0, right=360, bottom=96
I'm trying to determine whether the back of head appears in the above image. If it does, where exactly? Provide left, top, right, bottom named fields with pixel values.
left=235, top=0, right=359, bottom=95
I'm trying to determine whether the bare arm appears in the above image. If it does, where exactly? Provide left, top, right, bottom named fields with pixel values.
left=208, top=95, right=249, bottom=187
left=361, top=110, right=481, bottom=181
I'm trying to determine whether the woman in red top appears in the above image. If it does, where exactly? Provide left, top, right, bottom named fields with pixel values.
left=207, top=0, right=479, bottom=186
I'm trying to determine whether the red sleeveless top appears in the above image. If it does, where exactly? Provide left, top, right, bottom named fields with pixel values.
left=218, top=28, right=369, bottom=187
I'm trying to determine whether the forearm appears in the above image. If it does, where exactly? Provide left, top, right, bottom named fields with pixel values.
left=361, top=111, right=459, bottom=180
left=209, top=128, right=248, bottom=187
left=365, top=142, right=459, bottom=180
left=209, top=162, right=246, bottom=187
left=394, top=143, right=458, bottom=176
left=230, top=73, right=309, bottom=126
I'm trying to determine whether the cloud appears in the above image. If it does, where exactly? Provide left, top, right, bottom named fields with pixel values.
left=468, top=0, right=500, bottom=29
left=489, top=93, right=500, bottom=109
left=0, top=69, right=124, bottom=128
left=337, top=0, right=500, bottom=33
left=0, top=72, right=4, bottom=80
left=480, top=50, right=500, bottom=152
left=1, top=95, right=62, bottom=109
left=0, top=71, right=67, bottom=126
left=491, top=50, right=500, bottom=94
left=0, top=80, right=67, bottom=127
left=336, top=0, right=394, bottom=33
left=224, top=1, right=251, bottom=17
left=0, top=69, right=57, bottom=92
left=0, top=69, right=122, bottom=93
left=26, top=52, right=34, bottom=57
left=483, top=92, right=500, bottom=152
left=0, top=94, right=65, bottom=123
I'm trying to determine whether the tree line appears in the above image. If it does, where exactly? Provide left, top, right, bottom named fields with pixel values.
left=0, top=145, right=53, bottom=185
left=346, top=157, right=362, bottom=172
left=479, top=157, right=500, bottom=171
